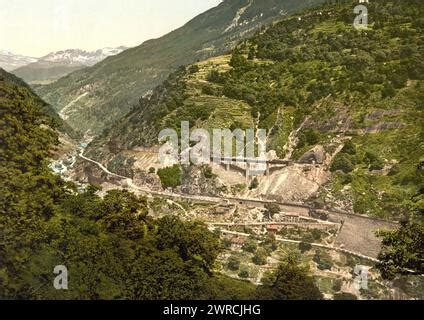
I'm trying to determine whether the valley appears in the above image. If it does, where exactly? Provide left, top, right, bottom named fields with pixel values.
left=1, top=0, right=422, bottom=301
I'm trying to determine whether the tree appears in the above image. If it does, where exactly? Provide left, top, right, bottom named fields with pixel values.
left=313, top=250, right=333, bottom=271
left=376, top=219, right=424, bottom=280
left=252, top=248, right=268, bottom=266
left=382, top=82, right=396, bottom=98
left=155, top=216, right=221, bottom=271
left=299, top=242, right=313, bottom=253
left=238, top=268, right=250, bottom=279
left=330, top=154, right=354, bottom=173
left=249, top=178, right=259, bottom=190
left=264, top=203, right=280, bottom=220
left=298, top=129, right=320, bottom=148
left=342, top=140, right=357, bottom=155
left=364, top=151, right=384, bottom=171
left=227, top=256, right=241, bottom=271
left=256, top=253, right=323, bottom=300
left=157, top=165, right=182, bottom=189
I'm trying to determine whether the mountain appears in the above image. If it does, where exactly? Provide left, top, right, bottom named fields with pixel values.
left=0, top=50, right=37, bottom=72
left=0, top=68, right=78, bottom=138
left=86, top=0, right=423, bottom=219
left=1, top=67, right=261, bottom=300
left=12, top=47, right=127, bottom=85
left=35, top=0, right=327, bottom=134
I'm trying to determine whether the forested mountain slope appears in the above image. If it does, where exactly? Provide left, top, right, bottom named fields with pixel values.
left=1, top=68, right=325, bottom=299
left=0, top=68, right=77, bottom=138
left=35, top=0, right=326, bottom=134
left=87, top=0, right=423, bottom=218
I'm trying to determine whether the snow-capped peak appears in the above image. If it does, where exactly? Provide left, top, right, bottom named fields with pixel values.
left=39, top=47, right=127, bottom=66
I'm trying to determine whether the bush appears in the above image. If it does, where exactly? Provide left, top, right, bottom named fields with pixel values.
left=238, top=269, right=250, bottom=279
left=149, top=167, right=156, bottom=174
left=242, top=239, right=257, bottom=253
left=333, top=292, right=358, bottom=300
left=264, top=203, right=280, bottom=220
left=311, top=229, right=323, bottom=241
left=342, top=140, right=357, bottom=155
left=313, top=251, right=333, bottom=271
left=299, top=242, right=313, bottom=253
left=331, top=154, right=354, bottom=173
left=249, top=178, right=259, bottom=190
left=332, top=279, right=343, bottom=292
left=157, top=165, right=182, bottom=189
left=298, top=129, right=320, bottom=148
left=339, top=173, right=353, bottom=185
left=252, top=248, right=268, bottom=266
left=202, top=165, right=215, bottom=179
left=382, top=82, right=396, bottom=98
left=207, top=69, right=224, bottom=83
left=364, top=151, right=384, bottom=171
left=227, top=256, right=241, bottom=271
left=302, top=233, right=314, bottom=243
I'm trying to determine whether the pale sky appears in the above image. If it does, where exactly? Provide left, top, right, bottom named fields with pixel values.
left=0, top=0, right=222, bottom=57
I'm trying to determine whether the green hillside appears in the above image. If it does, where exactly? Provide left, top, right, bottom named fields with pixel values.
left=88, top=0, right=423, bottom=219
left=2, top=68, right=328, bottom=299
left=0, top=68, right=78, bottom=138
left=35, top=0, right=326, bottom=134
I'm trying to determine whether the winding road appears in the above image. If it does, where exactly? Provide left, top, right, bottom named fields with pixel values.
left=77, top=150, right=397, bottom=262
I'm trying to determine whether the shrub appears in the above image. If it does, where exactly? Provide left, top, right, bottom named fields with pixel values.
left=299, top=242, right=313, bottom=253
left=249, top=178, right=259, bottom=190
left=298, top=129, right=320, bottom=148
left=364, top=151, right=384, bottom=171
left=252, top=248, right=268, bottom=266
left=382, top=82, right=396, bottom=98
left=207, top=69, right=223, bottom=83
left=332, top=279, right=343, bottom=292
left=188, top=65, right=199, bottom=74
left=242, top=239, right=257, bottom=253
left=202, top=165, right=215, bottom=179
left=238, top=269, right=250, bottom=279
left=313, top=251, right=333, bottom=271
left=331, top=154, right=354, bottom=173
left=311, top=229, right=323, bottom=241
left=157, top=165, right=182, bottom=189
left=342, top=140, right=357, bottom=155
left=227, top=256, right=241, bottom=271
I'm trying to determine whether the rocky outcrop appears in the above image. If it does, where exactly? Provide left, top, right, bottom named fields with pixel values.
left=298, top=145, right=326, bottom=164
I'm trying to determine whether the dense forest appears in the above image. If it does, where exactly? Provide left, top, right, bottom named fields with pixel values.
left=0, top=68, right=325, bottom=299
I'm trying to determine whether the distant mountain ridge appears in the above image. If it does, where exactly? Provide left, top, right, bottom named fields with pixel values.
left=39, top=47, right=128, bottom=66
left=12, top=47, right=127, bottom=84
left=36, top=0, right=326, bottom=135
left=0, top=50, right=37, bottom=72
